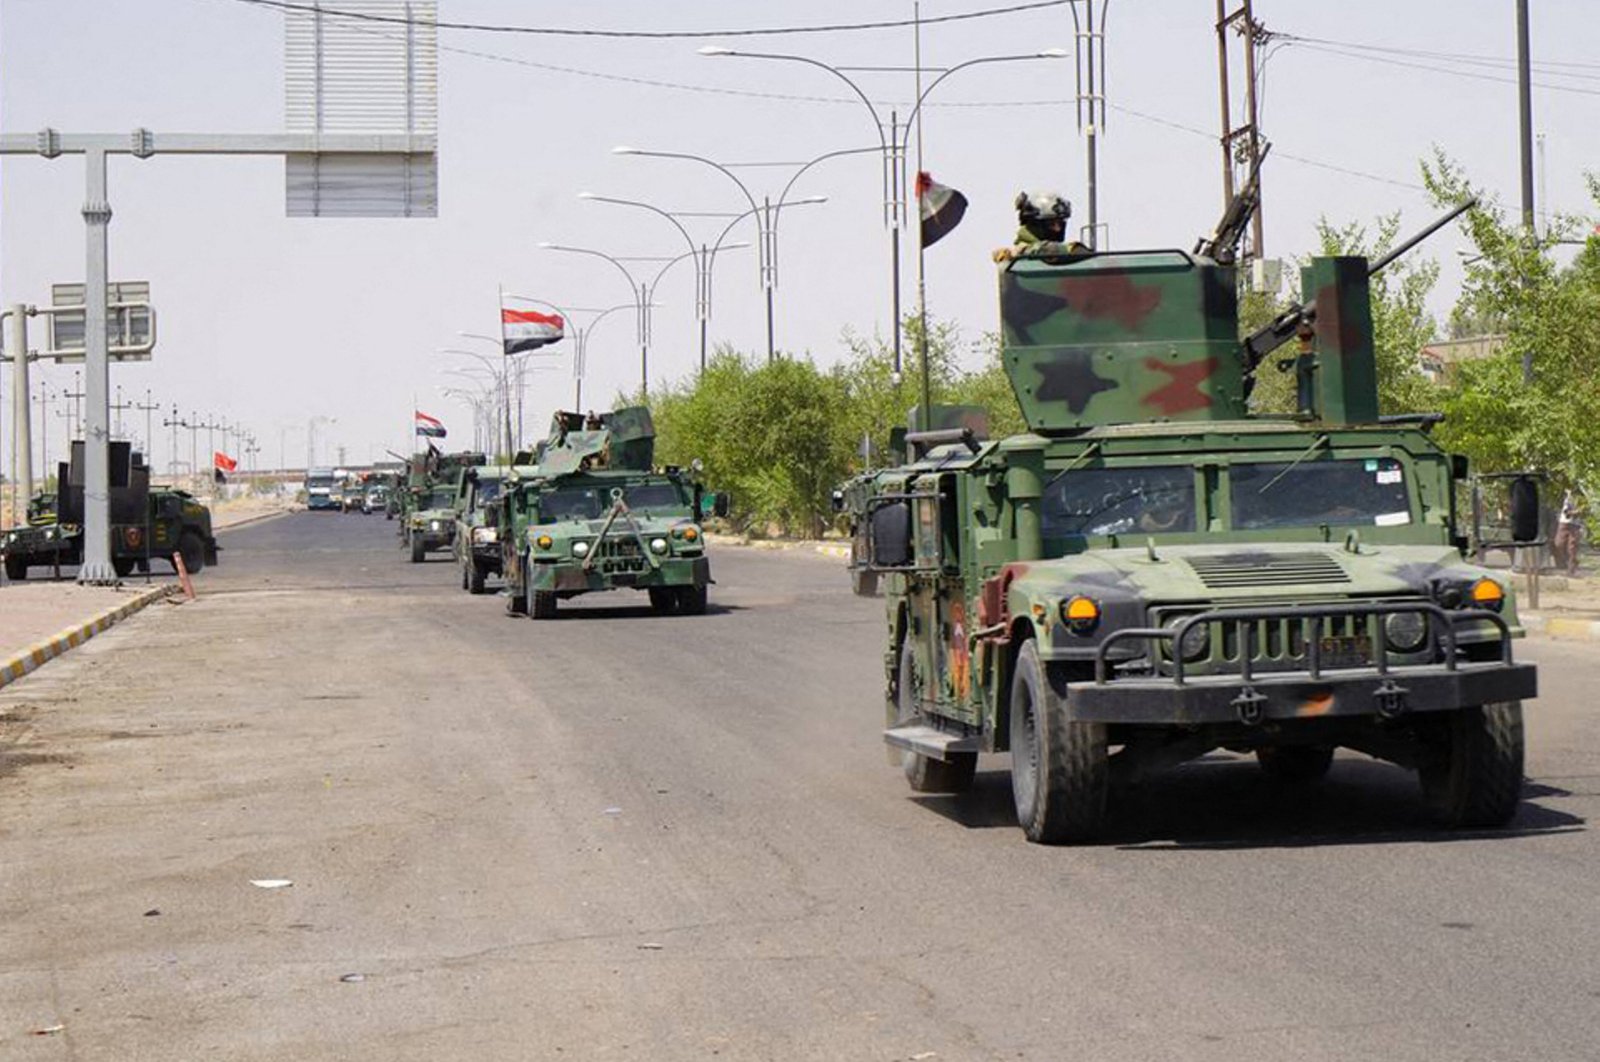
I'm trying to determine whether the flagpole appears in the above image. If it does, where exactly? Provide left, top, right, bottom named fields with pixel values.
left=913, top=0, right=933, bottom=424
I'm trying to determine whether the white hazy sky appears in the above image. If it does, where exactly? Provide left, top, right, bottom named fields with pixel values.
left=2, top=0, right=1596, bottom=472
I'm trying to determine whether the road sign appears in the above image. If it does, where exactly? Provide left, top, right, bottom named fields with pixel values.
left=44, top=281, right=154, bottom=362
left=284, top=0, right=438, bottom=217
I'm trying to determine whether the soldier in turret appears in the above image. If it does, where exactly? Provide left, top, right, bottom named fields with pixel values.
left=992, top=190, right=1090, bottom=263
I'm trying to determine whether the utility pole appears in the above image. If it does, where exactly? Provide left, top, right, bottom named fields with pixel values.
left=1516, top=0, right=1535, bottom=383
left=1070, top=1, right=1110, bottom=249
left=133, top=390, right=159, bottom=470
left=1215, top=0, right=1267, bottom=261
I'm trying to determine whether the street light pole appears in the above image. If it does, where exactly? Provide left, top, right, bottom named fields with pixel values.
left=703, top=46, right=1067, bottom=405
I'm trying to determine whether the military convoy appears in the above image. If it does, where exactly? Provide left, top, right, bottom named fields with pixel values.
left=2, top=441, right=218, bottom=580
left=837, top=195, right=1540, bottom=844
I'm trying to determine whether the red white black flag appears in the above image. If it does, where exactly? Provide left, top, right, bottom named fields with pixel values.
left=917, top=170, right=968, bottom=249
left=501, top=306, right=565, bottom=355
left=415, top=410, right=447, bottom=438
left=213, top=451, right=238, bottom=472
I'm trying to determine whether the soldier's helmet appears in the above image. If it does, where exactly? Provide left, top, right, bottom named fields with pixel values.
left=1016, top=190, right=1071, bottom=242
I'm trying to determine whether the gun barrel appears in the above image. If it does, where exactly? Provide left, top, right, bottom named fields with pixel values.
left=1368, top=197, right=1478, bottom=276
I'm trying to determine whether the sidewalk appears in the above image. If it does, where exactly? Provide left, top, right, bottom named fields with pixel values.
left=0, top=583, right=175, bottom=690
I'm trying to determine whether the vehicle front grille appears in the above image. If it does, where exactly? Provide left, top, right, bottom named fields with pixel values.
left=593, top=536, right=646, bottom=574
left=1150, top=600, right=1432, bottom=675
left=1185, top=552, right=1349, bottom=589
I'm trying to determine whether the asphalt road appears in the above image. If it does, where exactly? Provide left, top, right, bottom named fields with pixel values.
left=2, top=511, right=1598, bottom=1061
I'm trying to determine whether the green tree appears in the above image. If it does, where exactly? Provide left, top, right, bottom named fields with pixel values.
left=1422, top=152, right=1600, bottom=498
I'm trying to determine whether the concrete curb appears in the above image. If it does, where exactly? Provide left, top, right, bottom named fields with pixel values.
left=704, top=533, right=852, bottom=561
left=1523, top=613, right=1600, bottom=642
left=214, top=508, right=294, bottom=534
left=0, top=584, right=177, bottom=691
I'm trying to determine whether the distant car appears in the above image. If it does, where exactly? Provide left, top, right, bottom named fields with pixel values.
left=364, top=487, right=388, bottom=515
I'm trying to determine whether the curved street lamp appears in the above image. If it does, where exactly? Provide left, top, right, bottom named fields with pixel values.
left=701, top=45, right=1067, bottom=413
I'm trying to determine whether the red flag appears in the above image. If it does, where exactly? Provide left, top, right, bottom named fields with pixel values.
left=213, top=451, right=238, bottom=472
left=501, top=307, right=564, bottom=355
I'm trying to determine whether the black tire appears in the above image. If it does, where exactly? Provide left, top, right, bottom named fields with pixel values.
left=895, top=641, right=977, bottom=793
left=468, top=561, right=487, bottom=595
left=648, top=587, right=678, bottom=615
left=178, top=532, right=205, bottom=574
left=529, top=585, right=558, bottom=619
left=1009, top=639, right=1108, bottom=844
left=505, top=560, right=528, bottom=616
left=112, top=557, right=136, bottom=578
left=1419, top=702, right=1524, bottom=828
left=459, top=559, right=470, bottom=591
left=410, top=535, right=425, bottom=564
left=5, top=555, right=27, bottom=581
left=675, top=584, right=708, bottom=616
left=1256, top=745, right=1335, bottom=783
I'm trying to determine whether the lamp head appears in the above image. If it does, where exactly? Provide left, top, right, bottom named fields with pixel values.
left=698, top=46, right=733, bottom=57
left=612, top=146, right=638, bottom=155
left=1037, top=48, right=1069, bottom=58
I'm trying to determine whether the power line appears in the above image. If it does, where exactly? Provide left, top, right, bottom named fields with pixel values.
left=1282, top=41, right=1600, bottom=98
left=219, top=1, right=1429, bottom=196
left=1279, top=32, right=1600, bottom=75
left=223, top=0, right=1073, bottom=39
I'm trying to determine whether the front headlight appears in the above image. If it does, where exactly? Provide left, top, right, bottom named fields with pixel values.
left=572, top=540, right=590, bottom=557
left=1384, top=611, right=1430, bottom=653
left=472, top=526, right=497, bottom=544
left=1167, top=616, right=1210, bottom=662
left=650, top=536, right=669, bottom=555
left=430, top=519, right=443, bottom=531
left=534, top=533, right=554, bottom=550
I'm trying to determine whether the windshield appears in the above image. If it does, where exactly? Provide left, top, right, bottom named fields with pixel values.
left=624, top=482, right=686, bottom=510
left=426, top=489, right=454, bottom=509
left=475, top=480, right=502, bottom=505
left=307, top=478, right=334, bottom=490
left=536, top=487, right=603, bottom=523
left=1042, top=465, right=1197, bottom=537
left=1231, top=459, right=1411, bottom=530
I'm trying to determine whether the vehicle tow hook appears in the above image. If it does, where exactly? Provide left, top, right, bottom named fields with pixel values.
left=1232, top=686, right=1267, bottom=726
left=1373, top=680, right=1409, bottom=719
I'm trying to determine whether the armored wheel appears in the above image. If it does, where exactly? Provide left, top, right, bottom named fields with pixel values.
left=894, top=641, right=977, bottom=794
left=675, top=584, right=708, bottom=615
left=460, top=559, right=470, bottom=591
left=468, top=561, right=487, bottom=595
left=1419, top=701, right=1524, bottom=828
left=5, top=555, right=27, bottom=581
left=112, top=557, right=136, bottom=578
left=528, top=586, right=558, bottom=619
left=409, top=535, right=425, bottom=564
left=648, top=587, right=678, bottom=615
left=1256, top=745, right=1335, bottom=783
left=177, top=531, right=206, bottom=574
left=1009, top=639, right=1108, bottom=844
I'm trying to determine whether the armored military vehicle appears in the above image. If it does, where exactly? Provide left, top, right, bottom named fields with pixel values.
left=498, top=407, right=727, bottom=618
left=400, top=448, right=485, bottom=562
left=843, top=194, right=1538, bottom=843
left=3, top=441, right=218, bottom=579
left=454, top=464, right=513, bottom=593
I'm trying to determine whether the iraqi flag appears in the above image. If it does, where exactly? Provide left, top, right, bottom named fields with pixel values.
left=502, top=306, right=564, bottom=355
left=213, top=451, right=238, bottom=473
left=917, top=170, right=968, bottom=249
left=415, top=410, right=447, bottom=439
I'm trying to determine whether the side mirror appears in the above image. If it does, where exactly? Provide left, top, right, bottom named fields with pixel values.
left=1509, top=475, right=1539, bottom=543
left=1450, top=454, right=1469, bottom=481
left=830, top=489, right=846, bottom=514
left=869, top=501, right=912, bottom=568
left=710, top=492, right=731, bottom=518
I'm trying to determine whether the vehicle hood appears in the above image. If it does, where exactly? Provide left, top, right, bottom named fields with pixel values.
left=1007, top=543, right=1501, bottom=608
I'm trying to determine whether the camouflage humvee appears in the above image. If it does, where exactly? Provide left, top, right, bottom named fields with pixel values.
left=3, top=443, right=217, bottom=580
left=453, top=465, right=518, bottom=594
left=401, top=448, right=485, bottom=563
left=843, top=196, right=1539, bottom=844
left=498, top=407, right=727, bottom=619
